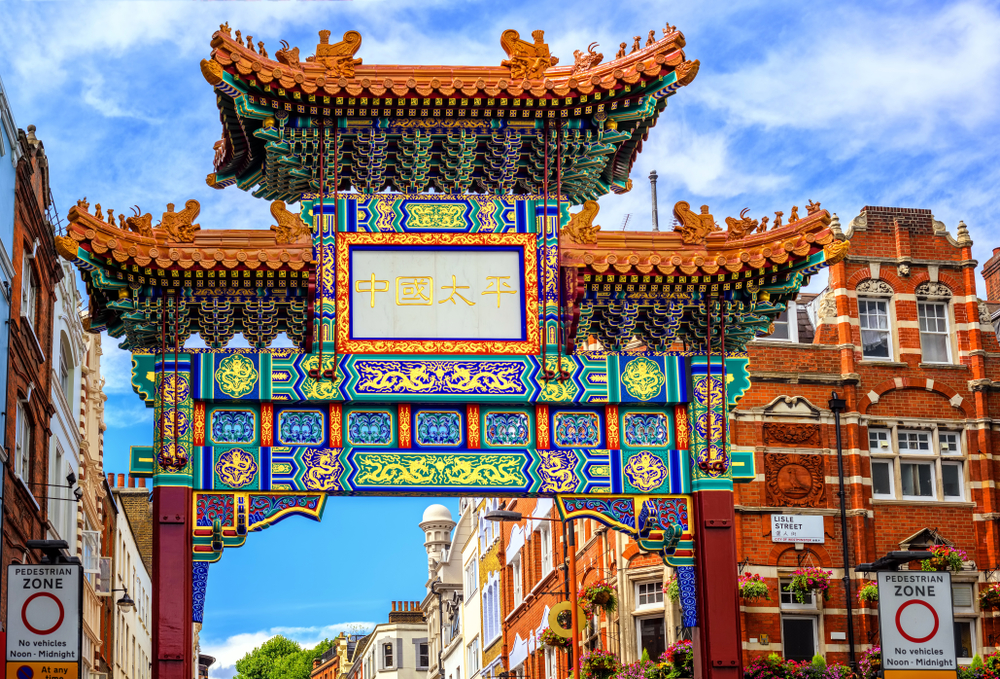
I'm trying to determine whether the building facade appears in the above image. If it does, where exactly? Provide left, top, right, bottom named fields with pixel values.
left=419, top=505, right=465, bottom=679
left=1, top=122, right=61, bottom=625
left=496, top=499, right=672, bottom=679
left=109, top=475, right=153, bottom=679
left=0, top=74, right=20, bottom=477
left=310, top=632, right=362, bottom=679
left=79, top=328, right=110, bottom=679
left=732, top=206, right=1000, bottom=665
left=47, top=255, right=85, bottom=544
left=348, top=604, right=430, bottom=679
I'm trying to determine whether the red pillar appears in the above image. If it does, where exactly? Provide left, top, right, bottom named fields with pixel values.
left=692, top=490, right=741, bottom=679
left=153, top=486, right=194, bottom=679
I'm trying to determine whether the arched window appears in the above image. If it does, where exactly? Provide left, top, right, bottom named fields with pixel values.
left=59, top=333, right=73, bottom=398
left=20, top=251, right=37, bottom=329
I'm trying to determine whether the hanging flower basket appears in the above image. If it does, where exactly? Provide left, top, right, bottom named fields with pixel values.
left=920, top=545, right=967, bottom=573
left=540, top=627, right=570, bottom=648
left=738, top=573, right=771, bottom=602
left=980, top=583, right=1000, bottom=611
left=663, top=575, right=680, bottom=603
left=580, top=649, right=620, bottom=679
left=788, top=567, right=832, bottom=603
left=658, top=639, right=694, bottom=678
left=578, top=582, right=618, bottom=614
left=858, top=581, right=879, bottom=605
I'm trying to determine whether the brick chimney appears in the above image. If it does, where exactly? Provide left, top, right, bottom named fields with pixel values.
left=983, top=247, right=1000, bottom=301
left=388, top=600, right=425, bottom=623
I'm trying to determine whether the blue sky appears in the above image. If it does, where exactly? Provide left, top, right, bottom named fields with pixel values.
left=2, top=0, right=999, bottom=674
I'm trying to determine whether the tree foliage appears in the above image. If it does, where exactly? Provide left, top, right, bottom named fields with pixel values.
left=235, top=635, right=333, bottom=679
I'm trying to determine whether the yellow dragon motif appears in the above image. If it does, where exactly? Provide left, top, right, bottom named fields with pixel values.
left=623, top=450, right=669, bottom=492
left=215, top=448, right=258, bottom=488
left=302, top=449, right=344, bottom=491
left=216, top=354, right=258, bottom=399
left=537, top=448, right=578, bottom=493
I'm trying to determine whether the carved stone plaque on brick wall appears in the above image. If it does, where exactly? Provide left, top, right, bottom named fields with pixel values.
left=763, top=422, right=820, bottom=447
left=764, top=453, right=825, bottom=507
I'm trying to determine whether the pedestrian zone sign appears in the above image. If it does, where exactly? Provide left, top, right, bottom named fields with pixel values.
left=878, top=571, right=956, bottom=677
left=5, top=564, right=81, bottom=679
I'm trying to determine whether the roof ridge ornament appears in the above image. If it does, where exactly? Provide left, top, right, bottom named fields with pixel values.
left=571, top=43, right=603, bottom=74
left=672, top=201, right=719, bottom=245
left=562, top=201, right=601, bottom=245
left=269, top=201, right=311, bottom=245
left=500, top=29, right=559, bottom=81
left=159, top=200, right=201, bottom=243
left=308, top=30, right=363, bottom=78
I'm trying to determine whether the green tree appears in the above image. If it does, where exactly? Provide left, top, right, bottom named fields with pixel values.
left=235, top=636, right=303, bottom=679
left=272, top=639, right=334, bottom=679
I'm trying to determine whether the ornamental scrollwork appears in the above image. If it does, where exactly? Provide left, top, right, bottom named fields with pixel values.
left=415, top=411, right=463, bottom=446
left=915, top=281, right=953, bottom=298
left=623, top=413, right=669, bottom=447
left=353, top=452, right=526, bottom=487
left=763, top=423, right=820, bottom=447
left=485, top=412, right=530, bottom=446
left=211, top=410, right=255, bottom=444
left=354, top=360, right=525, bottom=395
left=347, top=411, right=393, bottom=446
left=278, top=410, right=325, bottom=445
left=553, top=413, right=600, bottom=447
left=855, top=278, right=893, bottom=295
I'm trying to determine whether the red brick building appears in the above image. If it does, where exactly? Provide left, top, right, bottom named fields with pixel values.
left=1, top=125, right=61, bottom=623
left=733, top=206, right=999, bottom=666
left=489, top=206, right=1000, bottom=673
left=497, top=499, right=671, bottom=679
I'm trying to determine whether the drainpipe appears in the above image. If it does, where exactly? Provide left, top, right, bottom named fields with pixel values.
left=431, top=580, right=445, bottom=679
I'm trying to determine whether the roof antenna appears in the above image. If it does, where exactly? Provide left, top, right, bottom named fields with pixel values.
left=649, top=170, right=659, bottom=231
left=620, top=214, right=631, bottom=231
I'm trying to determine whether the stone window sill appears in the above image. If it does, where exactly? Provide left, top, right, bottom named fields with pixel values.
left=871, top=499, right=975, bottom=508
left=859, top=360, right=907, bottom=368
left=918, top=362, right=968, bottom=370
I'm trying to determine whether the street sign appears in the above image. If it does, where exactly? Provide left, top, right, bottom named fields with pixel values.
left=878, top=571, right=956, bottom=676
left=770, top=514, right=824, bottom=544
left=5, top=564, right=81, bottom=678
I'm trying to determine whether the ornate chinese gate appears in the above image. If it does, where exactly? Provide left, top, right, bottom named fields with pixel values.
left=55, top=22, right=846, bottom=679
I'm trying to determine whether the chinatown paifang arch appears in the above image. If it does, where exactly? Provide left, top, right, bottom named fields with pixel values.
left=55, top=22, right=848, bottom=679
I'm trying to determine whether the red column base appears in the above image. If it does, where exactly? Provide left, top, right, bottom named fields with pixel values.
left=153, top=486, right=194, bottom=679
left=692, top=490, right=742, bottom=679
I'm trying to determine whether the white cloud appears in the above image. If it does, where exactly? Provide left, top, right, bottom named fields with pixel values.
left=99, top=332, right=137, bottom=394
left=693, top=2, right=1000, bottom=147
left=201, top=623, right=376, bottom=679
left=102, top=402, right=153, bottom=430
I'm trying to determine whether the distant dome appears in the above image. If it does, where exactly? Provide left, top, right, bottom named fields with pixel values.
left=422, top=504, right=453, bottom=523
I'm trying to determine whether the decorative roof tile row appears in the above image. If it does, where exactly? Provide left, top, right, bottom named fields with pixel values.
left=60, top=200, right=314, bottom=272
left=205, top=26, right=696, bottom=103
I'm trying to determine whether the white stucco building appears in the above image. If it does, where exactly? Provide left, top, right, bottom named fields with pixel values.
left=419, top=504, right=465, bottom=679
left=109, top=479, right=153, bottom=679
left=348, top=604, right=430, bottom=679
left=47, top=256, right=85, bottom=544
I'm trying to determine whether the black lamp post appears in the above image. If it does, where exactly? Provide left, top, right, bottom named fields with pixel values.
left=829, top=392, right=856, bottom=669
